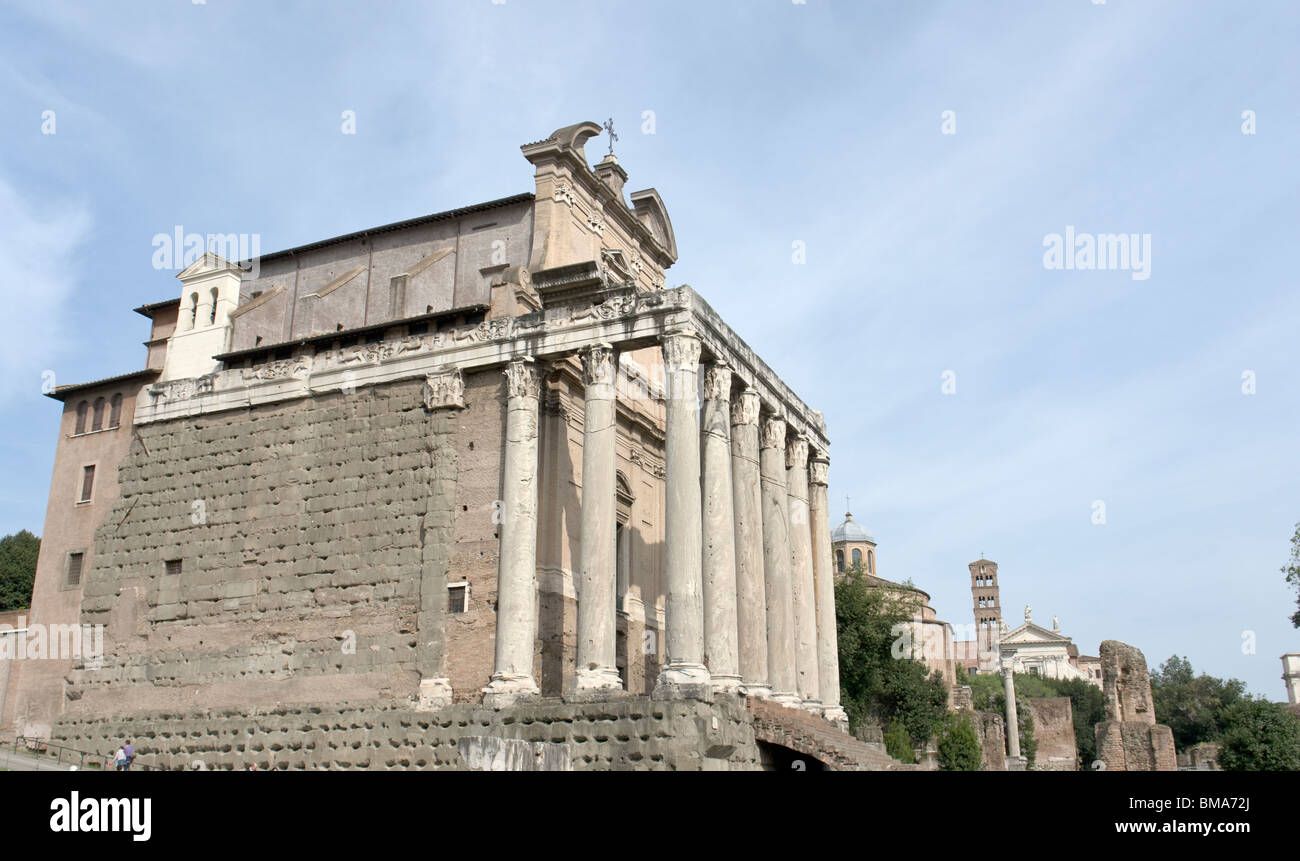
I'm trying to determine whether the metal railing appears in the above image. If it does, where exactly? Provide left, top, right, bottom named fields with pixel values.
left=4, top=735, right=114, bottom=770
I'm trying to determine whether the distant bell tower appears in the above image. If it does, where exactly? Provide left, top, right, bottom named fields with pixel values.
left=970, top=558, right=1001, bottom=638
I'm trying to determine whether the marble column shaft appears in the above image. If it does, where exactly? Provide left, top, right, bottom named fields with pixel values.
left=809, top=457, right=846, bottom=724
left=786, top=435, right=821, bottom=709
left=700, top=362, right=741, bottom=692
left=483, top=358, right=542, bottom=707
left=730, top=389, right=770, bottom=696
left=1003, top=666, right=1021, bottom=758
left=760, top=415, right=799, bottom=705
left=573, top=344, right=622, bottom=693
left=656, top=330, right=711, bottom=694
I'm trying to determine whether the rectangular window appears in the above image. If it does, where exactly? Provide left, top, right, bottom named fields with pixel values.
left=79, top=465, right=95, bottom=502
left=66, top=552, right=84, bottom=587
left=448, top=583, right=467, bottom=614
left=165, top=559, right=183, bottom=576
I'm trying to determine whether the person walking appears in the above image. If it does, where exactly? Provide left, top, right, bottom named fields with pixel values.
left=123, top=740, right=135, bottom=771
left=113, top=745, right=127, bottom=772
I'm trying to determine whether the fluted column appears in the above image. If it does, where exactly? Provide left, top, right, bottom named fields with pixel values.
left=655, top=329, right=711, bottom=698
left=572, top=343, right=622, bottom=695
left=809, top=456, right=846, bottom=726
left=731, top=389, right=771, bottom=697
left=760, top=415, right=799, bottom=705
left=701, top=362, right=741, bottom=693
left=786, top=434, right=821, bottom=711
left=483, top=358, right=542, bottom=708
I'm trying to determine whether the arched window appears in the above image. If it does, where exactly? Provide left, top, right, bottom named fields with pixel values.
left=91, top=397, right=106, bottom=432
left=852, top=548, right=862, bottom=568
left=74, top=401, right=88, bottom=434
left=835, top=549, right=844, bottom=572
left=209, top=287, right=219, bottom=325
left=868, top=549, right=874, bottom=574
left=189, top=292, right=199, bottom=329
left=109, top=393, right=123, bottom=428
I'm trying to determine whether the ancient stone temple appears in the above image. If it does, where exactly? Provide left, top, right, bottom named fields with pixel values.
left=2, top=122, right=874, bottom=770
left=1093, top=640, right=1177, bottom=771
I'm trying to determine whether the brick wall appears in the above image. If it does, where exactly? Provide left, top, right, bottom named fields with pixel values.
left=66, top=373, right=503, bottom=717
left=51, top=694, right=760, bottom=771
left=1026, top=696, right=1077, bottom=771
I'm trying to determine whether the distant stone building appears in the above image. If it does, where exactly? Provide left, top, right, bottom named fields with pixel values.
left=830, top=514, right=957, bottom=690
left=953, top=558, right=1101, bottom=688
left=1283, top=652, right=1300, bottom=705
left=1093, top=640, right=1177, bottom=771
left=2, top=122, right=861, bottom=769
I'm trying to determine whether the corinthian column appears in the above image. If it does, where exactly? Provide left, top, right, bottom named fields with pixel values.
left=701, top=362, right=741, bottom=693
left=572, top=343, right=622, bottom=695
left=760, top=415, right=799, bottom=706
left=809, top=455, right=846, bottom=727
left=731, top=389, right=770, bottom=697
left=786, top=434, right=821, bottom=711
left=483, top=358, right=542, bottom=708
left=654, top=329, right=711, bottom=699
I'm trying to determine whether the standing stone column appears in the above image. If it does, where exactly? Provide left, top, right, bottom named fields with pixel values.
left=1003, top=665, right=1022, bottom=759
left=786, top=434, right=821, bottom=712
left=483, top=358, right=542, bottom=708
left=730, top=389, right=771, bottom=698
left=655, top=329, right=711, bottom=698
left=809, top=456, right=846, bottom=726
left=572, top=343, right=622, bottom=695
left=760, top=415, right=800, bottom=706
left=701, top=362, right=741, bottom=693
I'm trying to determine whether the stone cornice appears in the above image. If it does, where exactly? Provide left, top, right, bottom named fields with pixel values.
left=133, top=285, right=829, bottom=457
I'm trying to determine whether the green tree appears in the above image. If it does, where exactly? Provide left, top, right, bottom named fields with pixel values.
left=937, top=713, right=983, bottom=771
left=883, top=719, right=915, bottom=764
left=1284, top=522, right=1300, bottom=628
left=1017, top=707, right=1037, bottom=770
left=1150, top=655, right=1247, bottom=749
left=835, top=563, right=949, bottom=747
left=1217, top=699, right=1300, bottom=771
left=0, top=530, right=40, bottom=612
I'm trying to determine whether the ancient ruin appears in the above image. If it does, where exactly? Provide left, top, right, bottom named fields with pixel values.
left=0, top=121, right=867, bottom=770
left=1093, top=640, right=1177, bottom=771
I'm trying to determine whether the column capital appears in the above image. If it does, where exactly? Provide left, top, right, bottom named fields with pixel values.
left=662, top=328, right=701, bottom=372
left=730, top=388, right=760, bottom=427
left=760, top=415, right=787, bottom=451
left=809, top=457, right=829, bottom=487
left=785, top=434, right=809, bottom=470
left=701, top=362, right=732, bottom=401
left=504, top=357, right=540, bottom=400
left=581, top=343, right=618, bottom=387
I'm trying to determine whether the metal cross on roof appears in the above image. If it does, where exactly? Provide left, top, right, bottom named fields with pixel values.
left=603, top=117, right=618, bottom=156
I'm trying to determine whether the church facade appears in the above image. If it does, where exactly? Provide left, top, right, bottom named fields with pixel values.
left=2, top=123, right=854, bottom=767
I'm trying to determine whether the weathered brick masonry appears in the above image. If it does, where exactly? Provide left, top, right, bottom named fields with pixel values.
left=53, top=694, right=762, bottom=771
left=67, top=373, right=504, bottom=717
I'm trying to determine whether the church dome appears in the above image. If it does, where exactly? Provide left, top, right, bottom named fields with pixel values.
left=831, top=512, right=875, bottom=544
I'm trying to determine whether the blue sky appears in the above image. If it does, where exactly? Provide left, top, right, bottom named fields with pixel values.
left=1, top=0, right=1296, bottom=698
